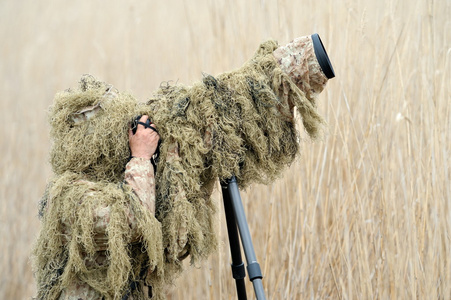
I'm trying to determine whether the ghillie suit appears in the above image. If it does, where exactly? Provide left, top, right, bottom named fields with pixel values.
left=32, top=78, right=166, bottom=299
left=32, top=35, right=332, bottom=299
left=144, top=36, right=331, bottom=277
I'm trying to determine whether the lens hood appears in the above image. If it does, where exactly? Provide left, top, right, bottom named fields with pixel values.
left=311, top=33, right=335, bottom=79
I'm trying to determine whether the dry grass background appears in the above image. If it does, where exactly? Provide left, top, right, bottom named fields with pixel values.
left=1, top=0, right=450, bottom=299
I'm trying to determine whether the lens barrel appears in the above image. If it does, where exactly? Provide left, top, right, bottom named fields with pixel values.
left=311, top=33, right=335, bottom=79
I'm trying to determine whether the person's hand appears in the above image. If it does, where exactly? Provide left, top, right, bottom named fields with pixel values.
left=129, top=115, right=160, bottom=160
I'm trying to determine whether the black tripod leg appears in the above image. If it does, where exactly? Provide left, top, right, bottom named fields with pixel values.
left=221, top=181, right=247, bottom=300
left=226, top=176, right=266, bottom=300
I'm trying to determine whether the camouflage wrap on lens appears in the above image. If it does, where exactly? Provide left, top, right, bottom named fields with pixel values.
left=144, top=39, right=327, bottom=276
left=273, top=35, right=328, bottom=100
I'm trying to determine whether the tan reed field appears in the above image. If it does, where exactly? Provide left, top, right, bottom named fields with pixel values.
left=1, top=0, right=449, bottom=299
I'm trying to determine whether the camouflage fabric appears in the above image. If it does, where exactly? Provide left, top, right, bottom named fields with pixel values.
left=273, top=35, right=328, bottom=99
left=58, top=277, right=102, bottom=300
left=58, top=277, right=152, bottom=300
left=124, top=157, right=157, bottom=216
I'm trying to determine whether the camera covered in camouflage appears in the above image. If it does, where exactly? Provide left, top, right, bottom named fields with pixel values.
left=32, top=34, right=334, bottom=299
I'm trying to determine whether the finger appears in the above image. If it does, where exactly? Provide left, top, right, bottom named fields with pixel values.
left=139, top=115, right=149, bottom=123
left=148, top=123, right=159, bottom=135
left=136, top=115, right=149, bottom=131
left=138, top=115, right=151, bottom=129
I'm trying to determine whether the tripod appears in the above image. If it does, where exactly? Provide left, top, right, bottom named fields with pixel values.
left=220, top=176, right=266, bottom=300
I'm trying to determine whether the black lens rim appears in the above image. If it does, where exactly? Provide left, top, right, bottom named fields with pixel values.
left=311, top=33, right=335, bottom=79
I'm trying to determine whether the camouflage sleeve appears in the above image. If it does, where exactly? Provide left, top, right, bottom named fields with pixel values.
left=124, top=157, right=156, bottom=216
left=88, top=157, right=156, bottom=249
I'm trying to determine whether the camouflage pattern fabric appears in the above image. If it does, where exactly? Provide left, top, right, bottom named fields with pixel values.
left=273, top=35, right=328, bottom=99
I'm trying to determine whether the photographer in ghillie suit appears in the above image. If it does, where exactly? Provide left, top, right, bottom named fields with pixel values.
left=32, top=77, right=170, bottom=299
left=32, top=34, right=333, bottom=299
left=60, top=113, right=160, bottom=299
